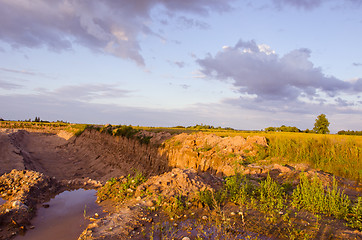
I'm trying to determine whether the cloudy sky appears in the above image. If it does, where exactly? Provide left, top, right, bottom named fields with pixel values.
left=1, top=0, right=361, bottom=132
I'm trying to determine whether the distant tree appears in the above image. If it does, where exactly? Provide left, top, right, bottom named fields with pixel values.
left=34, top=116, right=41, bottom=122
left=313, top=114, right=330, bottom=134
left=265, top=126, right=300, bottom=132
left=338, top=130, right=362, bottom=135
left=0, top=118, right=4, bottom=121
left=265, top=127, right=277, bottom=132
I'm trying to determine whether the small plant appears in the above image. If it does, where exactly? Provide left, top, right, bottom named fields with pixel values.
left=346, top=197, right=362, bottom=230
left=225, top=173, right=254, bottom=205
left=292, top=174, right=350, bottom=219
left=258, top=174, right=285, bottom=213
left=97, top=172, right=146, bottom=202
left=198, top=189, right=226, bottom=211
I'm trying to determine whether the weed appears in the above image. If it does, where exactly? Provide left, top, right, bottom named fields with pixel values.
left=198, top=189, right=226, bottom=211
left=346, top=197, right=362, bottom=230
left=258, top=174, right=285, bottom=213
left=224, top=174, right=254, bottom=205
left=97, top=172, right=146, bottom=202
left=197, top=141, right=213, bottom=152
left=292, top=174, right=350, bottom=219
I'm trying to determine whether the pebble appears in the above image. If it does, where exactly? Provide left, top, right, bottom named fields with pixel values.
left=202, top=216, right=208, bottom=220
left=12, top=200, right=28, bottom=209
left=230, top=212, right=236, bottom=216
left=182, top=237, right=190, bottom=240
left=145, top=200, right=154, bottom=207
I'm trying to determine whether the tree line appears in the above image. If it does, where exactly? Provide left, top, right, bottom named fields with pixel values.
left=264, top=114, right=331, bottom=134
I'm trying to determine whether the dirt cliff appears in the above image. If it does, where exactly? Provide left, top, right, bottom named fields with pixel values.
left=0, top=129, right=170, bottom=182
left=159, top=132, right=268, bottom=176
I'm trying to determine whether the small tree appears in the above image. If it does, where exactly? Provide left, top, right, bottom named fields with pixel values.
left=313, top=114, right=330, bottom=134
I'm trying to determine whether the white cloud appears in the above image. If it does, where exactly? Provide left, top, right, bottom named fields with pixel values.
left=0, top=0, right=232, bottom=66
left=197, top=39, right=358, bottom=102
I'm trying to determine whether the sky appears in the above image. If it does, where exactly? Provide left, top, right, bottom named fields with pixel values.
left=0, top=0, right=361, bottom=132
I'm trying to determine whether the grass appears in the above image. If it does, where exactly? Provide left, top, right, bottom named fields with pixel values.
left=257, top=134, right=361, bottom=181
left=97, top=172, right=146, bottom=202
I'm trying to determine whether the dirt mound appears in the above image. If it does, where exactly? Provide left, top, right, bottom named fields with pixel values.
left=0, top=169, right=59, bottom=239
left=160, top=132, right=267, bottom=176
left=79, top=168, right=223, bottom=240
left=135, top=168, right=222, bottom=199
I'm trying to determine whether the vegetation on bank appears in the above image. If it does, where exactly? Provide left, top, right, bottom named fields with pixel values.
left=97, top=172, right=146, bottom=203
left=89, top=124, right=153, bottom=145
left=0, top=120, right=88, bottom=135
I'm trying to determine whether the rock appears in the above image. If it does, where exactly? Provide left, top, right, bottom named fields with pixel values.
left=145, top=200, right=154, bottom=207
left=182, top=237, right=191, bottom=240
left=12, top=200, right=28, bottom=209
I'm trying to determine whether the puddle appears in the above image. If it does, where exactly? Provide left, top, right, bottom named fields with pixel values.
left=16, top=189, right=101, bottom=240
left=0, top=197, right=6, bottom=205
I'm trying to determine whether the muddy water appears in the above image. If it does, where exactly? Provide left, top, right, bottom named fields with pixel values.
left=16, top=189, right=101, bottom=240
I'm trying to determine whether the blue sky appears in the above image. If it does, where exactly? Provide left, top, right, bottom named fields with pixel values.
left=0, top=0, right=361, bottom=132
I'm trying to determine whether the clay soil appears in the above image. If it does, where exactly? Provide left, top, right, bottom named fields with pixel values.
left=0, top=128, right=361, bottom=240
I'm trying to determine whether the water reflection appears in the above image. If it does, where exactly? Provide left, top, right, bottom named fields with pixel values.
left=16, top=189, right=101, bottom=240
